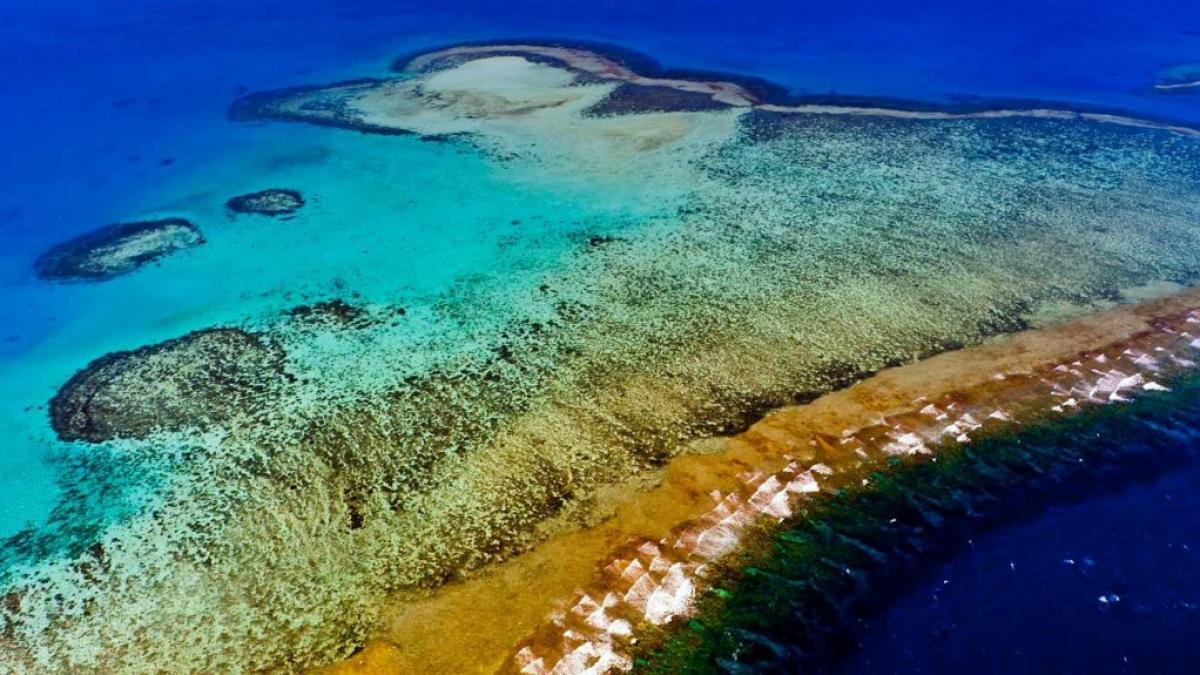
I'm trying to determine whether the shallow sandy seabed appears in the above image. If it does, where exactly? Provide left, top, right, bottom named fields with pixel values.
left=7, top=42, right=1200, bottom=675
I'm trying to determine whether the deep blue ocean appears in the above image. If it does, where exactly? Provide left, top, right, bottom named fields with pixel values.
left=3, top=1, right=1200, bottom=671
left=840, top=458, right=1200, bottom=674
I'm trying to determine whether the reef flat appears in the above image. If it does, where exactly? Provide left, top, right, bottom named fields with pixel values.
left=32, top=217, right=203, bottom=281
left=317, top=290, right=1200, bottom=674
left=7, top=41, right=1200, bottom=674
left=517, top=304, right=1200, bottom=674
left=235, top=41, right=1200, bottom=139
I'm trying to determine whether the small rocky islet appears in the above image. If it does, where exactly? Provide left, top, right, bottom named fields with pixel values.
left=33, top=217, right=203, bottom=282
left=225, top=188, right=305, bottom=216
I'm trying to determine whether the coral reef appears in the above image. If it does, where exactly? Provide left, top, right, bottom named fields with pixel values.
left=33, top=218, right=203, bottom=282
left=226, top=188, right=306, bottom=216
left=1154, top=62, right=1200, bottom=94
left=227, top=78, right=415, bottom=137
left=512, top=307, right=1200, bottom=674
left=636, top=376, right=1200, bottom=673
left=582, top=83, right=735, bottom=117
left=49, top=328, right=289, bottom=442
left=7, top=40, right=1200, bottom=675
left=285, top=299, right=372, bottom=330
left=234, top=42, right=1200, bottom=141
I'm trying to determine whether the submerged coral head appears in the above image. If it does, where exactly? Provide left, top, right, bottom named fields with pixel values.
left=226, top=188, right=306, bottom=216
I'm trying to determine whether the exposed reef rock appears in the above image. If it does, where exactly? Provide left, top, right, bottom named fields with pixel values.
left=226, top=188, right=306, bottom=216
left=228, top=44, right=748, bottom=142
left=226, top=48, right=749, bottom=169
left=33, top=218, right=204, bottom=282
left=49, top=328, right=289, bottom=443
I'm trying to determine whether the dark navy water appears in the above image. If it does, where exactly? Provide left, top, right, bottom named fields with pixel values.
left=839, top=460, right=1200, bottom=674
left=5, top=0, right=1200, bottom=278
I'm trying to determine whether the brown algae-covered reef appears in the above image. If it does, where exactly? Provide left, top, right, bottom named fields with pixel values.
left=507, top=305, right=1200, bottom=674
left=32, top=217, right=204, bottom=282
left=6, top=42, right=1200, bottom=673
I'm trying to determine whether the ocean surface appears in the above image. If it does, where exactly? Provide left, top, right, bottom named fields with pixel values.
left=3, top=0, right=1200, bottom=671
left=636, top=376, right=1200, bottom=674
left=840, top=454, right=1200, bottom=674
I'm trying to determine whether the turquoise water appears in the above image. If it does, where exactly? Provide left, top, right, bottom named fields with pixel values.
left=0, top=53, right=669, bottom=540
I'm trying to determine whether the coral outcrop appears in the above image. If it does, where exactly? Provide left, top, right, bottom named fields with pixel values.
left=33, top=218, right=203, bottom=282
left=226, top=188, right=306, bottom=216
left=49, top=328, right=289, bottom=442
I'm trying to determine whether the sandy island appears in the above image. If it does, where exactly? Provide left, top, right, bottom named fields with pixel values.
left=12, top=40, right=1199, bottom=675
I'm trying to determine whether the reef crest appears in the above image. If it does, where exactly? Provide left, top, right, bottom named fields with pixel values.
left=33, top=218, right=203, bottom=282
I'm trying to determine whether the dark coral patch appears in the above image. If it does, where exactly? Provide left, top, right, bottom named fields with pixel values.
left=33, top=218, right=204, bottom=282
left=228, top=78, right=417, bottom=137
left=226, top=188, right=306, bottom=216
left=50, top=328, right=289, bottom=443
left=285, top=299, right=372, bottom=329
left=583, top=83, right=732, bottom=117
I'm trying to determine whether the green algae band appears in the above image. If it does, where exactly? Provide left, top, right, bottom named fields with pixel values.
left=32, top=217, right=204, bottom=282
left=49, top=328, right=289, bottom=442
